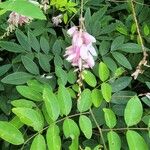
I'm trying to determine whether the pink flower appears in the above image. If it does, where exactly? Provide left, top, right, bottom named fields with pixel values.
left=65, top=26, right=97, bottom=70
left=8, top=12, right=32, bottom=27
left=67, top=26, right=78, bottom=36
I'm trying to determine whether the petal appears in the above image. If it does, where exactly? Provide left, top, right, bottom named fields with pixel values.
left=67, top=26, right=78, bottom=36
left=88, top=44, right=97, bottom=56
left=83, top=32, right=96, bottom=44
left=80, top=45, right=88, bottom=60
left=66, top=53, right=76, bottom=61
left=72, top=32, right=83, bottom=46
left=86, top=54, right=95, bottom=68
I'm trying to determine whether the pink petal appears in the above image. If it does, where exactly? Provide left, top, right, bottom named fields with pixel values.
left=67, top=26, right=78, bottom=36
left=83, top=32, right=96, bottom=45
left=88, top=44, right=97, bottom=56
left=86, top=54, right=95, bottom=68
left=80, top=45, right=88, bottom=60
left=72, top=32, right=83, bottom=46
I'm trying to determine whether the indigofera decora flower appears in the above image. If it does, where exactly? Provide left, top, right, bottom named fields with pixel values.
left=8, top=12, right=32, bottom=27
left=64, top=26, right=97, bottom=70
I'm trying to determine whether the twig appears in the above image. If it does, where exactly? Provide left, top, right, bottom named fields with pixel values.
left=106, top=0, right=150, bottom=7
left=129, top=0, right=149, bottom=79
left=20, top=111, right=90, bottom=149
left=102, top=127, right=149, bottom=132
left=90, top=108, right=108, bottom=150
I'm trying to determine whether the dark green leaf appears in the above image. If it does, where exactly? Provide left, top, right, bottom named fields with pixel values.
left=22, top=55, right=39, bottom=75
left=0, top=64, right=11, bottom=77
left=112, top=52, right=132, bottom=70
left=0, top=41, right=25, bottom=53
left=111, top=36, right=124, bottom=51
left=40, top=36, right=50, bottom=54
left=38, top=53, right=50, bottom=72
left=16, top=86, right=42, bottom=101
left=111, top=91, right=136, bottom=104
left=119, top=43, right=144, bottom=53
left=1, top=72, right=33, bottom=85
left=28, top=31, right=40, bottom=52
left=103, top=57, right=117, bottom=72
left=15, top=29, right=31, bottom=51
left=111, top=77, right=132, bottom=92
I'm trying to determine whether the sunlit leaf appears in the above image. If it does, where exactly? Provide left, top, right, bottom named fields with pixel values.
left=77, top=89, right=92, bottom=112
left=126, top=130, right=148, bottom=150
left=99, top=62, right=110, bottom=82
left=101, top=83, right=112, bottom=102
left=57, top=85, right=72, bottom=116
left=12, top=107, right=44, bottom=131
left=107, top=131, right=121, bottom=150
left=30, top=134, right=46, bottom=150
left=103, top=108, right=116, bottom=128
left=0, top=121, right=24, bottom=145
left=43, top=87, right=60, bottom=121
left=46, top=124, right=61, bottom=150
left=79, top=115, right=92, bottom=139
left=124, top=96, right=143, bottom=126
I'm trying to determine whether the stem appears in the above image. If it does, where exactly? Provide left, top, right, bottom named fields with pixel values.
left=130, top=0, right=145, bottom=52
left=80, top=0, right=84, bottom=19
left=79, top=0, right=85, bottom=30
left=90, top=108, right=108, bottom=150
left=21, top=111, right=90, bottom=149
left=102, top=127, right=149, bottom=132
left=130, top=0, right=148, bottom=79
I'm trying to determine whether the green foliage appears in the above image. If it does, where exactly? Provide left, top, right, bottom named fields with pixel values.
left=0, top=0, right=46, bottom=19
left=77, top=89, right=92, bottom=112
left=103, top=108, right=117, bottom=128
left=125, top=96, right=143, bottom=127
left=99, top=62, right=110, bottom=82
left=79, top=115, right=92, bottom=139
left=0, top=0, right=149, bottom=149
left=0, top=121, right=24, bottom=145
left=50, top=0, right=77, bottom=23
left=30, top=134, right=46, bottom=150
left=43, top=87, right=60, bottom=121
left=82, top=70, right=97, bottom=87
left=107, top=131, right=121, bottom=150
left=126, top=130, right=148, bottom=150
left=101, top=83, right=112, bottom=102
left=46, top=124, right=61, bottom=150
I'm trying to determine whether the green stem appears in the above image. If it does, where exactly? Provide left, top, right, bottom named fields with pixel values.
left=90, top=108, right=108, bottom=150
